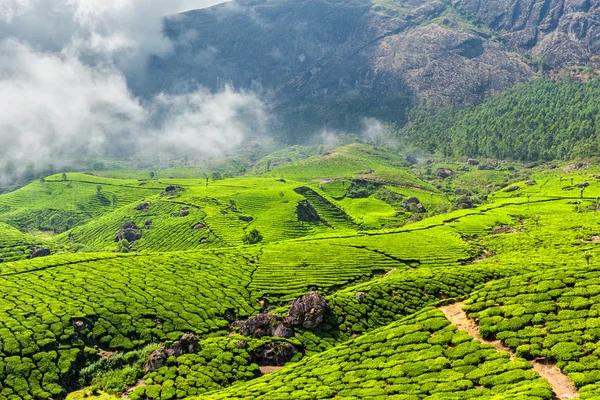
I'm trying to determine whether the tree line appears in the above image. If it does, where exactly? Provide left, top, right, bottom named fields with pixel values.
left=395, top=78, right=600, bottom=161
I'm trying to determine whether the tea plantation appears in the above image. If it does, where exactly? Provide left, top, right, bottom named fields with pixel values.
left=2, top=145, right=600, bottom=399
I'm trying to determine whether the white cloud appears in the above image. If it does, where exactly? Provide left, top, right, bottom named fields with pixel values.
left=0, top=0, right=263, bottom=184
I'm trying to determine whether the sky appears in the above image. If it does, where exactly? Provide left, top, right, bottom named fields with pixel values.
left=0, top=0, right=264, bottom=184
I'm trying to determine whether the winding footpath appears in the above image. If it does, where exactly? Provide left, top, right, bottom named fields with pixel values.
left=439, top=303, right=579, bottom=400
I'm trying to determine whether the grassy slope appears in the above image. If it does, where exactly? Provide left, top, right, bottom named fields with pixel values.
left=6, top=145, right=600, bottom=399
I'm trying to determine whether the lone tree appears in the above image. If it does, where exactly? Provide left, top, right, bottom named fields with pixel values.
left=584, top=251, right=593, bottom=266
left=112, top=194, right=118, bottom=209
left=61, top=173, right=67, bottom=181
left=150, top=171, right=155, bottom=179
left=96, top=185, right=103, bottom=198
left=49, top=214, right=59, bottom=233
left=242, top=229, right=263, bottom=245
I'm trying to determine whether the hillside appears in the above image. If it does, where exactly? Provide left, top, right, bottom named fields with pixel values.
left=137, top=0, right=600, bottom=141
left=2, top=144, right=600, bottom=399
left=398, top=78, right=600, bottom=161
left=142, top=0, right=534, bottom=139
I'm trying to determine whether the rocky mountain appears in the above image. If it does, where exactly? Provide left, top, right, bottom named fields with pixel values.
left=140, top=0, right=598, bottom=140
left=454, top=0, right=600, bottom=68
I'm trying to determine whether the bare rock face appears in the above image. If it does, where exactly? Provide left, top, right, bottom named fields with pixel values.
left=454, top=0, right=600, bottom=68
left=143, top=0, right=535, bottom=140
left=286, top=292, right=329, bottom=329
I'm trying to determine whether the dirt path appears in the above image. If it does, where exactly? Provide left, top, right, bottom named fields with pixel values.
left=260, top=366, right=284, bottom=375
left=439, top=303, right=579, bottom=400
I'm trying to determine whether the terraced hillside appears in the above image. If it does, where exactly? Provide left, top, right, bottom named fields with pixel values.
left=4, top=145, right=600, bottom=399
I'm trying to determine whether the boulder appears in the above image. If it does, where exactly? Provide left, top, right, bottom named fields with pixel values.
left=179, top=209, right=190, bottom=217
left=239, top=314, right=286, bottom=338
left=403, top=197, right=427, bottom=213
left=355, top=292, right=367, bottom=302
left=135, top=202, right=150, bottom=211
left=165, top=185, right=177, bottom=192
left=286, top=292, right=329, bottom=329
left=435, top=168, right=454, bottom=179
left=30, top=248, right=51, bottom=259
left=115, top=229, right=142, bottom=243
left=121, top=221, right=139, bottom=230
left=166, top=333, right=198, bottom=357
left=456, top=196, right=474, bottom=209
left=144, top=347, right=168, bottom=372
left=239, top=216, right=254, bottom=223
left=251, top=341, right=298, bottom=366
left=271, top=324, right=294, bottom=338
left=504, top=186, right=520, bottom=193
left=576, top=182, right=590, bottom=188
left=478, top=164, right=495, bottom=171
left=526, top=180, right=537, bottom=186
left=467, top=159, right=480, bottom=166
left=192, top=223, right=205, bottom=230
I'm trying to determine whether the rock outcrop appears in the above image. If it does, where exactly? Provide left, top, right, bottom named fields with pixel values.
left=142, top=0, right=535, bottom=140
left=251, top=341, right=298, bottom=366
left=286, top=292, right=329, bottom=329
left=30, top=247, right=51, bottom=259
left=144, top=333, right=199, bottom=372
left=115, top=222, right=143, bottom=243
left=454, top=0, right=600, bottom=68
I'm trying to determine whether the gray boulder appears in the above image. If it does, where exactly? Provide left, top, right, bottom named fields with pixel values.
left=286, top=291, right=329, bottom=329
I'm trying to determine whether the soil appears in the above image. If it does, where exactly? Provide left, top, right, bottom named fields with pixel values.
left=259, top=366, right=284, bottom=375
left=439, top=302, right=579, bottom=400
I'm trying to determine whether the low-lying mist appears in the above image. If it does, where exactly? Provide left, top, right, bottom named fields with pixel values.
left=0, top=0, right=264, bottom=185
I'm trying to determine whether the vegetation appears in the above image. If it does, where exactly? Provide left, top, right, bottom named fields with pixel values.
left=3, top=144, right=600, bottom=399
left=398, top=78, right=600, bottom=161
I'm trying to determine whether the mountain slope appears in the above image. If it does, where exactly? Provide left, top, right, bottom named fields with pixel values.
left=143, top=0, right=534, bottom=139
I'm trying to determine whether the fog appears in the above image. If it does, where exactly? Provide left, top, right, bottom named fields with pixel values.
left=0, top=0, right=261, bottom=184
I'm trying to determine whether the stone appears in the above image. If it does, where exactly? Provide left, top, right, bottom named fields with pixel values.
left=435, top=168, right=454, bottom=179
left=30, top=248, right=51, bottom=259
left=251, top=341, right=298, bottom=366
left=239, top=314, right=285, bottom=338
left=144, top=347, right=168, bottom=372
left=286, top=292, right=329, bottom=329
left=166, top=333, right=198, bottom=357
left=504, top=186, right=520, bottom=193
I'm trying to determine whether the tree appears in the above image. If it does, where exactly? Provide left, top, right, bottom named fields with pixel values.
left=112, top=194, right=118, bottom=209
left=242, top=229, right=263, bottom=245
left=96, top=185, right=103, bottom=198
left=150, top=171, right=155, bottom=179
left=61, top=173, right=67, bottom=181
left=37, top=215, right=44, bottom=230
left=49, top=214, right=59, bottom=233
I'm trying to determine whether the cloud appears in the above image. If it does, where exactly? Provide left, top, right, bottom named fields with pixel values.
left=0, top=0, right=264, bottom=184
